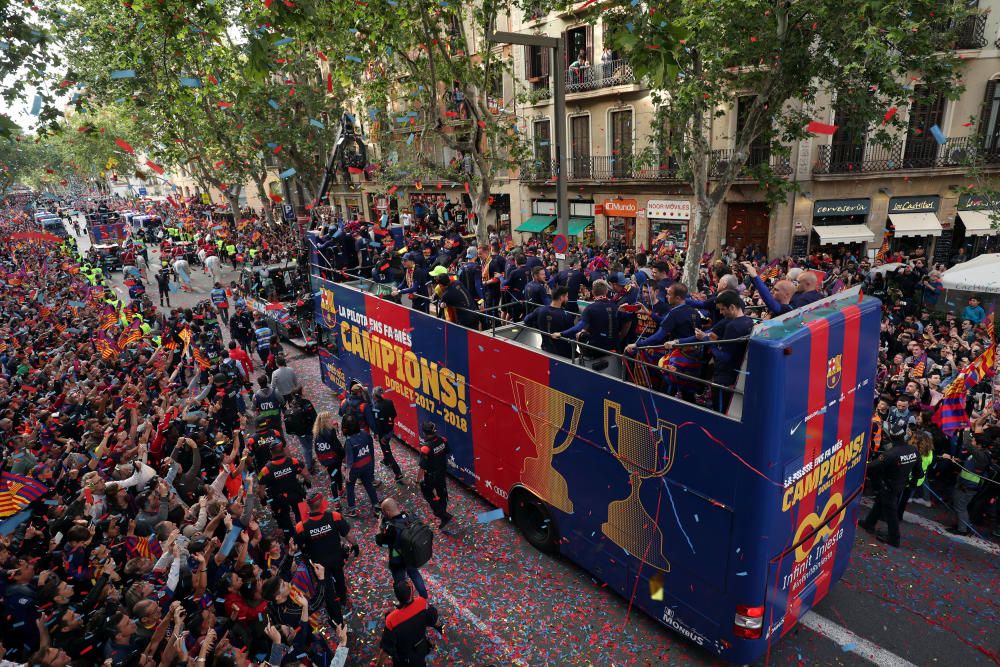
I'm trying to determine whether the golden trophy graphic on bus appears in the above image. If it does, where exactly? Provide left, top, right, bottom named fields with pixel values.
left=509, top=373, right=584, bottom=514
left=602, top=399, right=676, bottom=572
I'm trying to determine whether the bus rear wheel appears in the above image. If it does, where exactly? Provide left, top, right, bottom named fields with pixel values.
left=510, top=489, right=559, bottom=553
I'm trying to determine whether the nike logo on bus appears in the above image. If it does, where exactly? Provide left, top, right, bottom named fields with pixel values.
left=789, top=379, right=870, bottom=435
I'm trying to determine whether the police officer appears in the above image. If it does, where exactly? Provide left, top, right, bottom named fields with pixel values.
left=859, top=431, right=920, bottom=547
left=230, top=306, right=254, bottom=351
left=294, top=493, right=360, bottom=623
left=155, top=267, right=172, bottom=307
left=259, top=441, right=310, bottom=537
left=943, top=432, right=993, bottom=536
left=417, top=422, right=452, bottom=528
left=369, top=387, right=404, bottom=483
left=377, top=580, right=442, bottom=666
left=523, top=286, right=576, bottom=358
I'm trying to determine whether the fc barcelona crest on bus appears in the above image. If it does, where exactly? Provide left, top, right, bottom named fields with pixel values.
left=826, top=354, right=843, bottom=389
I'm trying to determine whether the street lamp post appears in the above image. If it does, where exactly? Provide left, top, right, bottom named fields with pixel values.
left=487, top=28, right=568, bottom=268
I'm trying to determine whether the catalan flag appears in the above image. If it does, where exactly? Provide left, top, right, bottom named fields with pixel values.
left=99, top=306, right=118, bottom=331
left=875, top=232, right=890, bottom=263
left=911, top=352, right=928, bottom=379
left=192, top=346, right=211, bottom=370
left=0, top=472, right=48, bottom=518
left=117, top=320, right=143, bottom=348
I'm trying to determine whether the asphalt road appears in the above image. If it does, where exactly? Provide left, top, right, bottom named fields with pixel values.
left=72, top=215, right=1000, bottom=666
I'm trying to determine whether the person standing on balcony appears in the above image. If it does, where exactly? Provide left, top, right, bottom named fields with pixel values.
left=601, top=46, right=613, bottom=79
left=569, top=51, right=589, bottom=85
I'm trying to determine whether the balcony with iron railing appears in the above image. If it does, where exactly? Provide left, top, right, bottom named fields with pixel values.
left=709, top=147, right=793, bottom=178
left=812, top=136, right=1000, bottom=175
left=519, top=154, right=681, bottom=182
left=565, top=59, right=637, bottom=94
left=953, top=13, right=987, bottom=49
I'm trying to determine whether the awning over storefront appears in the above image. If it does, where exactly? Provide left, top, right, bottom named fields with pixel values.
left=812, top=224, right=876, bottom=244
left=956, top=210, right=997, bottom=237
left=568, top=217, right=594, bottom=236
left=888, top=212, right=943, bottom=238
left=515, top=215, right=555, bottom=233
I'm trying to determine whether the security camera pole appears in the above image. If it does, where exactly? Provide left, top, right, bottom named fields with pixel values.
left=487, top=27, right=568, bottom=269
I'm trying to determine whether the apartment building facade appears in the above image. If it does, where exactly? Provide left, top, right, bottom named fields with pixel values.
left=512, top=3, right=1000, bottom=261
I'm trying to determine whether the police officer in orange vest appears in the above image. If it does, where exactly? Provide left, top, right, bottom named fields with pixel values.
left=377, top=580, right=442, bottom=666
left=294, top=493, right=360, bottom=623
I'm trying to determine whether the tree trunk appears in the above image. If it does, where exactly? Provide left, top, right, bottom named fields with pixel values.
left=223, top=186, right=242, bottom=224
left=682, top=201, right=714, bottom=288
left=254, top=174, right=274, bottom=225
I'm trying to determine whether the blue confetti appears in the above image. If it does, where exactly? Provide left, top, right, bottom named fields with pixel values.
left=736, top=571, right=748, bottom=576
left=0, top=41, right=8, bottom=50
left=841, top=643, right=857, bottom=653
left=477, top=509, right=505, bottom=523
left=179, top=77, right=202, bottom=88
left=345, top=55, right=362, bottom=63
left=30, top=95, right=41, bottom=115
left=694, top=513, right=699, bottom=523
left=387, top=0, right=398, bottom=5
left=626, top=22, right=634, bottom=32
left=273, top=37, right=294, bottom=46
left=929, top=124, right=946, bottom=145
left=309, top=119, right=325, bottom=129
left=268, top=99, right=279, bottom=110
left=407, top=132, right=415, bottom=145
left=110, top=69, right=136, bottom=79
left=279, top=168, right=297, bottom=179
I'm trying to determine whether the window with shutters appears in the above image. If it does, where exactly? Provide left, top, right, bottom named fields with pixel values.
left=980, top=79, right=1000, bottom=159
left=903, top=88, right=945, bottom=168
left=610, top=109, right=633, bottom=178
left=570, top=115, right=591, bottom=178
left=533, top=119, right=551, bottom=161
left=828, top=106, right=867, bottom=171
left=524, top=45, right=550, bottom=95
left=736, top=95, right=770, bottom=168
left=563, top=25, right=593, bottom=89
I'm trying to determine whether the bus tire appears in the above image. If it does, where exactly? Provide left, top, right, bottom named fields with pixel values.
left=510, top=488, right=559, bottom=553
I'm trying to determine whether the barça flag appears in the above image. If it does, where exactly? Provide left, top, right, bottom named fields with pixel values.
left=0, top=472, right=48, bottom=518
left=874, top=233, right=890, bottom=263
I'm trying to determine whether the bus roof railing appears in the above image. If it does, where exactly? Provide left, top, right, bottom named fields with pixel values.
left=308, top=263, right=748, bottom=406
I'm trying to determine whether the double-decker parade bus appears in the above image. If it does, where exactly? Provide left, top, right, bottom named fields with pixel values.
left=309, top=255, right=880, bottom=664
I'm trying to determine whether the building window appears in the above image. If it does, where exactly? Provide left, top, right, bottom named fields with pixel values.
left=525, top=45, right=549, bottom=93
left=570, top=115, right=590, bottom=178
left=609, top=109, right=633, bottom=178
left=736, top=95, right=770, bottom=168
left=829, top=105, right=866, bottom=171
left=533, top=119, right=551, bottom=161
left=903, top=88, right=945, bottom=168
left=980, top=79, right=1000, bottom=159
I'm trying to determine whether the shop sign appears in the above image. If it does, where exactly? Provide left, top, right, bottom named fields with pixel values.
left=888, top=195, right=939, bottom=214
left=813, top=198, right=870, bottom=217
left=957, top=192, right=1000, bottom=210
left=604, top=198, right=639, bottom=217
left=646, top=199, right=691, bottom=220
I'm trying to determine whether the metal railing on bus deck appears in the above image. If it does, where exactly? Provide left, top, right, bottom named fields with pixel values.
left=307, top=261, right=750, bottom=412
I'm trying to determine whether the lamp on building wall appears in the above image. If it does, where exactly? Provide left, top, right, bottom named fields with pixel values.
left=878, top=187, right=890, bottom=196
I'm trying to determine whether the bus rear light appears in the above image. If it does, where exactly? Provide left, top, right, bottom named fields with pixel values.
left=734, top=605, right=765, bottom=639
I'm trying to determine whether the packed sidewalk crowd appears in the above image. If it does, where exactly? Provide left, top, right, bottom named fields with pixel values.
left=1, top=190, right=998, bottom=667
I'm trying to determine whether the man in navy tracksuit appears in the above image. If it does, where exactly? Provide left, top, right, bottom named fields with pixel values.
left=343, top=414, right=380, bottom=517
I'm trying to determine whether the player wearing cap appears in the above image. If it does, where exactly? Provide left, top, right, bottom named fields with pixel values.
left=417, top=422, right=452, bottom=528
left=259, top=441, right=310, bottom=537
left=377, top=580, right=442, bottom=666
left=369, top=387, right=404, bottom=483
left=294, top=493, right=360, bottom=623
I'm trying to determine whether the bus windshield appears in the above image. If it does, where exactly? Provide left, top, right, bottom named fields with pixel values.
left=310, top=268, right=880, bottom=664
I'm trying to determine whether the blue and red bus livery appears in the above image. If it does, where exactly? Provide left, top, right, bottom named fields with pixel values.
left=312, top=273, right=880, bottom=664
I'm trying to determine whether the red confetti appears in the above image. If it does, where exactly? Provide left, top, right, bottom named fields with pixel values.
left=805, top=121, right=838, bottom=135
left=883, top=107, right=898, bottom=124
left=327, top=73, right=333, bottom=93
left=273, top=145, right=282, bottom=154
left=114, top=138, right=135, bottom=154
left=387, top=186, right=398, bottom=195
left=217, top=101, right=233, bottom=108
left=268, top=193, right=282, bottom=202
left=146, top=160, right=164, bottom=174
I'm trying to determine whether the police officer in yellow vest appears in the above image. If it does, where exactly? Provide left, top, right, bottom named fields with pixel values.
left=943, top=433, right=992, bottom=536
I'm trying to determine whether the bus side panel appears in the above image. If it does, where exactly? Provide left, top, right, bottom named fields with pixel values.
left=763, top=298, right=881, bottom=641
